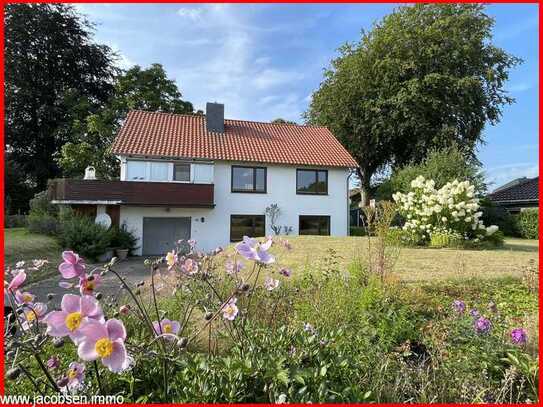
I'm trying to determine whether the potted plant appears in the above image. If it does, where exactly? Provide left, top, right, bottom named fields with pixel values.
left=109, top=225, right=138, bottom=261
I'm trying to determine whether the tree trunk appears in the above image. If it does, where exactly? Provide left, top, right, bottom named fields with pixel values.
left=356, top=168, right=371, bottom=208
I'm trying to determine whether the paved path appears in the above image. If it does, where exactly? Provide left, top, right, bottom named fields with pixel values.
left=27, top=258, right=150, bottom=308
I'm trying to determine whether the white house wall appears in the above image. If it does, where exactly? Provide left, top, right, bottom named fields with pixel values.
left=120, top=161, right=350, bottom=255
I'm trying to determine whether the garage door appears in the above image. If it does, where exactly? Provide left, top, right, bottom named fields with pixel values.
left=142, top=217, right=191, bottom=256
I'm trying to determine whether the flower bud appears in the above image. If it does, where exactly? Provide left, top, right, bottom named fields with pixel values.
left=204, top=311, right=213, bottom=321
left=6, top=367, right=21, bottom=380
left=53, top=337, right=65, bottom=348
left=119, top=305, right=131, bottom=315
left=57, top=376, right=69, bottom=388
left=177, top=337, right=188, bottom=348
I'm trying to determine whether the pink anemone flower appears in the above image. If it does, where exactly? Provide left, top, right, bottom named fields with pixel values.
left=77, top=319, right=129, bottom=373
left=222, top=297, right=239, bottom=321
left=152, top=319, right=181, bottom=340
left=225, top=260, right=244, bottom=275
left=15, top=290, right=35, bottom=305
left=235, top=236, right=275, bottom=265
left=264, top=277, right=280, bottom=291
left=180, top=258, right=198, bottom=275
left=79, top=274, right=101, bottom=296
left=43, top=294, right=104, bottom=343
left=20, top=302, right=48, bottom=330
left=59, top=251, right=86, bottom=280
left=8, top=270, right=26, bottom=292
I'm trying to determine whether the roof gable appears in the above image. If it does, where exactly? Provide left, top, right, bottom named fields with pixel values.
left=110, top=110, right=358, bottom=168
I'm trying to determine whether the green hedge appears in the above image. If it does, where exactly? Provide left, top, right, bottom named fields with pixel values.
left=517, top=209, right=538, bottom=239
left=350, top=226, right=367, bottom=236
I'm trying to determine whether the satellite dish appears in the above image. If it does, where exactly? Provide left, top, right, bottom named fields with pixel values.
left=95, top=213, right=112, bottom=229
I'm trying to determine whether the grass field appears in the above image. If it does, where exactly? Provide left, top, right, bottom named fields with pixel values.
left=4, top=228, right=62, bottom=283
left=219, top=236, right=539, bottom=283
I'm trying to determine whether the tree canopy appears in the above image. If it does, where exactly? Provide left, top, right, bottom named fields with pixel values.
left=305, top=4, right=520, bottom=206
left=58, top=64, right=194, bottom=178
left=5, top=4, right=118, bottom=191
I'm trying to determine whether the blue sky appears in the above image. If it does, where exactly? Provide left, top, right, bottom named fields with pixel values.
left=75, top=3, right=539, bottom=190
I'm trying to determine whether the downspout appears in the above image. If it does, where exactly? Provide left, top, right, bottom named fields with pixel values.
left=346, top=169, right=354, bottom=236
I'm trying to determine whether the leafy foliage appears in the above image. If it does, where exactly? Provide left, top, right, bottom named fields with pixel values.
left=27, top=191, right=60, bottom=235
left=58, top=215, right=111, bottom=260
left=57, top=64, right=194, bottom=178
left=517, top=209, right=538, bottom=239
left=306, top=4, right=520, bottom=204
left=5, top=4, right=118, bottom=195
left=379, top=145, right=487, bottom=199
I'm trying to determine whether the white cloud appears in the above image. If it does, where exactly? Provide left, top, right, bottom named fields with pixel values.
left=252, top=69, right=304, bottom=90
left=176, top=7, right=203, bottom=21
left=485, top=162, right=539, bottom=190
left=507, top=82, right=533, bottom=93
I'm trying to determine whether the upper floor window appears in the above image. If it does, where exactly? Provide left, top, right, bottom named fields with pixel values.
left=174, top=163, right=191, bottom=182
left=296, top=169, right=328, bottom=195
left=231, top=166, right=266, bottom=193
left=150, top=162, right=168, bottom=181
left=126, top=161, right=146, bottom=181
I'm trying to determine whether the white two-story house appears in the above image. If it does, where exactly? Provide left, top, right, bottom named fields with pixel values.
left=49, top=103, right=358, bottom=255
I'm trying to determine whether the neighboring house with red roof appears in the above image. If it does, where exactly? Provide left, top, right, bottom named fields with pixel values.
left=487, top=177, right=539, bottom=213
left=49, top=103, right=358, bottom=255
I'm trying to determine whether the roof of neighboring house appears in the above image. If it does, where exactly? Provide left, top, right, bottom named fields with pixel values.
left=110, top=110, right=358, bottom=168
left=488, top=177, right=539, bottom=203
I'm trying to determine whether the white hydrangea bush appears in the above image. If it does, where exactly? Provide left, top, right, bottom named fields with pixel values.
left=392, top=176, right=499, bottom=244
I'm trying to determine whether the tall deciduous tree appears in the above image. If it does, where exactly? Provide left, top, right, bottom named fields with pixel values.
left=58, top=64, right=194, bottom=178
left=4, top=4, right=118, bottom=195
left=305, top=4, right=520, bottom=206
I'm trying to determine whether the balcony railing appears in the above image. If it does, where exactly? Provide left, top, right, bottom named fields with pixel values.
left=48, top=179, right=214, bottom=208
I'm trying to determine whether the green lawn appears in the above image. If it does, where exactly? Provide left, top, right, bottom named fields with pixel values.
left=4, top=228, right=62, bottom=283
left=220, top=236, right=539, bottom=283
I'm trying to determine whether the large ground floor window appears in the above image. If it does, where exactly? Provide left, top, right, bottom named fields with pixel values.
left=230, top=215, right=266, bottom=242
left=299, top=215, right=330, bottom=236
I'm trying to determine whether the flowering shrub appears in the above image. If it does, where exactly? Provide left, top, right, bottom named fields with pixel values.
left=393, top=176, right=501, bottom=246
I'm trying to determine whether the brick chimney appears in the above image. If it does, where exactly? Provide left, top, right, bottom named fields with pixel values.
left=206, top=102, right=224, bottom=133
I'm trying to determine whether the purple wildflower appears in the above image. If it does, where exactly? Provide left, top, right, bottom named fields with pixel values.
left=452, top=300, right=465, bottom=314
left=65, top=362, right=85, bottom=390
left=474, top=317, right=491, bottom=334
left=511, top=328, right=528, bottom=346
left=279, top=268, right=291, bottom=277
left=235, top=236, right=275, bottom=265
left=469, top=309, right=480, bottom=318
left=47, top=355, right=61, bottom=369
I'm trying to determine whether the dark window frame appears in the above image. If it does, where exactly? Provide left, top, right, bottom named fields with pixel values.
left=231, top=165, right=267, bottom=193
left=230, top=214, right=266, bottom=242
left=299, top=215, right=331, bottom=236
left=296, top=169, right=328, bottom=195
left=173, top=163, right=191, bottom=182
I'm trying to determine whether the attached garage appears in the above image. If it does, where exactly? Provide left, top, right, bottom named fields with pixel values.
left=142, top=217, right=191, bottom=256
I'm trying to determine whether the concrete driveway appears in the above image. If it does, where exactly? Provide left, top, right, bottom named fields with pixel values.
left=27, top=257, right=151, bottom=307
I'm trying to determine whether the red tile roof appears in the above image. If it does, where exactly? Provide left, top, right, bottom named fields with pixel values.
left=110, top=110, right=358, bottom=168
